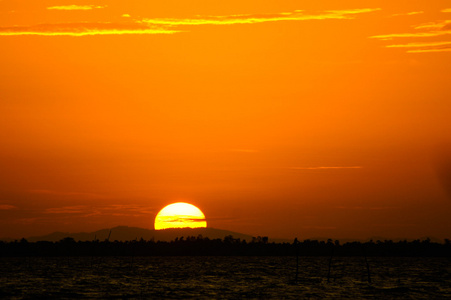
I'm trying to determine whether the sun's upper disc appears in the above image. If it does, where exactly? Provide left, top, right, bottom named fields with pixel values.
left=154, top=202, right=207, bottom=230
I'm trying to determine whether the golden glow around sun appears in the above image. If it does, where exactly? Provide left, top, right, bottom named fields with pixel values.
left=154, top=202, right=207, bottom=230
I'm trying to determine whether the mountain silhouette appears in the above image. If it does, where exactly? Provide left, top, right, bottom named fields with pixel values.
left=7, top=228, right=440, bottom=244
left=26, top=226, right=258, bottom=242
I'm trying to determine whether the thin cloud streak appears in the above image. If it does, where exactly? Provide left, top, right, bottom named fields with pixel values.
left=336, top=206, right=397, bottom=210
left=301, top=226, right=336, bottom=230
left=29, top=189, right=108, bottom=199
left=159, top=216, right=206, bottom=223
left=371, top=16, right=451, bottom=53
left=390, top=11, right=424, bottom=17
left=289, top=166, right=363, bottom=170
left=414, top=20, right=451, bottom=30
left=387, top=41, right=451, bottom=53
left=442, top=9, right=451, bottom=13
left=47, top=5, right=106, bottom=11
left=408, top=48, right=451, bottom=53
left=324, top=8, right=382, bottom=15
left=0, top=8, right=380, bottom=37
left=43, top=204, right=155, bottom=216
left=0, top=22, right=179, bottom=36
left=387, top=41, right=451, bottom=48
left=0, top=205, right=16, bottom=210
left=141, top=9, right=381, bottom=26
left=45, top=206, right=87, bottom=214
left=371, top=31, right=451, bottom=39
left=228, top=149, right=258, bottom=153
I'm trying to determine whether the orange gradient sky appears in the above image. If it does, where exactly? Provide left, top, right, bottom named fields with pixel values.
left=1, top=0, right=450, bottom=240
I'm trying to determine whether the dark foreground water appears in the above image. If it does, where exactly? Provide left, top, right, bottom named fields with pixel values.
left=1, top=256, right=450, bottom=298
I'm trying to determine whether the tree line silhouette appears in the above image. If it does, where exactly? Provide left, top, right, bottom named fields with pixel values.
left=1, top=236, right=449, bottom=257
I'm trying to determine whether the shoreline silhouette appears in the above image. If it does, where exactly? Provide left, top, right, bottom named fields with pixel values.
left=1, top=236, right=449, bottom=257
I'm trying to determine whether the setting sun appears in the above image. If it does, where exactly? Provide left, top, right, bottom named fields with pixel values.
left=154, top=202, right=207, bottom=230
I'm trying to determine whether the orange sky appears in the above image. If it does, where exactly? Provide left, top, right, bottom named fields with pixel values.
left=1, top=0, right=450, bottom=240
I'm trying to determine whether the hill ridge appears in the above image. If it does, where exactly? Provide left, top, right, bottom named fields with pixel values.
left=26, top=226, right=260, bottom=243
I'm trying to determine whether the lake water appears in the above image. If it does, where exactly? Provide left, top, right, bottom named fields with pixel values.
left=1, top=256, right=450, bottom=298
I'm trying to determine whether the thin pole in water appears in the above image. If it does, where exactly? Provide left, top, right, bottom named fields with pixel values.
left=294, top=238, right=299, bottom=283
left=327, top=246, right=334, bottom=283
left=91, top=234, right=97, bottom=268
left=363, top=246, right=372, bottom=284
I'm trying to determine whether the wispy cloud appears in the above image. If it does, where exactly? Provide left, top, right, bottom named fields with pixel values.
left=325, top=8, right=382, bottom=15
left=373, top=223, right=415, bottom=228
left=387, top=41, right=451, bottom=48
left=407, top=48, right=451, bottom=53
left=0, top=204, right=16, bottom=210
left=228, top=149, right=258, bottom=153
left=0, top=22, right=179, bottom=36
left=289, top=166, right=363, bottom=170
left=45, top=206, right=87, bottom=214
left=0, top=8, right=379, bottom=37
left=371, top=15, right=451, bottom=53
left=336, top=206, right=396, bottom=210
left=157, top=215, right=206, bottom=223
left=442, top=8, right=451, bottom=13
left=371, top=31, right=451, bottom=40
left=387, top=41, right=451, bottom=53
left=29, top=189, right=108, bottom=199
left=165, top=217, right=206, bottom=223
left=206, top=216, right=239, bottom=222
left=413, top=20, right=451, bottom=30
left=101, top=204, right=155, bottom=214
left=301, top=225, right=336, bottom=230
left=13, top=217, right=41, bottom=225
left=43, top=204, right=155, bottom=217
left=141, top=9, right=381, bottom=26
left=47, top=5, right=106, bottom=11
left=390, top=11, right=424, bottom=17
